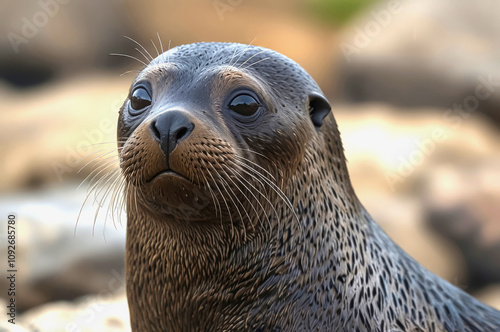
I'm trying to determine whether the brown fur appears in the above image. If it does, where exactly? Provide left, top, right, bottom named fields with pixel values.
left=119, top=42, right=500, bottom=331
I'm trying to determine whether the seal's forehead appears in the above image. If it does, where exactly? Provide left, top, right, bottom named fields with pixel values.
left=134, top=63, right=178, bottom=84
left=149, top=43, right=302, bottom=75
left=148, top=42, right=320, bottom=91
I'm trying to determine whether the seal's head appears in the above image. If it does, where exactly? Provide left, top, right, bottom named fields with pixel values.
left=118, top=42, right=332, bottom=229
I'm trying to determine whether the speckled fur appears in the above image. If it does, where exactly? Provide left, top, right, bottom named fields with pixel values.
left=118, top=42, right=500, bottom=331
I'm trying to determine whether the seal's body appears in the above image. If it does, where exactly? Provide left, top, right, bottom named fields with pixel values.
left=118, top=42, right=500, bottom=331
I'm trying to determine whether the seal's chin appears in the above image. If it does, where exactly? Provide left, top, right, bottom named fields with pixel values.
left=140, top=170, right=214, bottom=221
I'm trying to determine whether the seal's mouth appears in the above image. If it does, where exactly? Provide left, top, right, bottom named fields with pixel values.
left=147, top=169, right=191, bottom=183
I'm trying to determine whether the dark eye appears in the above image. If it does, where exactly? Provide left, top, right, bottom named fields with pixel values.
left=130, top=87, right=151, bottom=113
left=228, top=94, right=261, bottom=117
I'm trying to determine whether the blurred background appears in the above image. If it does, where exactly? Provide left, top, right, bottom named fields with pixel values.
left=0, top=0, right=499, bottom=330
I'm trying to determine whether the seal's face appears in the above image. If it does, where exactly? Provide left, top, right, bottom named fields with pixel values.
left=118, top=43, right=331, bottom=225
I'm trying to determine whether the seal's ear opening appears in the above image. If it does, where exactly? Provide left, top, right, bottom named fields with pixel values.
left=308, top=92, right=331, bottom=129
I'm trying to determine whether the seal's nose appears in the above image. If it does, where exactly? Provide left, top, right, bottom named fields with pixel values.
left=150, top=110, right=194, bottom=160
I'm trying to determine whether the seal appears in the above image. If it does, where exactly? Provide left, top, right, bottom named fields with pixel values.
left=118, top=42, right=500, bottom=331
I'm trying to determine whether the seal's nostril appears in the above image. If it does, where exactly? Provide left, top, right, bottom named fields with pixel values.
left=150, top=119, right=161, bottom=142
left=175, top=127, right=188, bottom=141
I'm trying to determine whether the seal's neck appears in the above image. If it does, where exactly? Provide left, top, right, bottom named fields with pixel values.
left=125, top=199, right=285, bottom=330
left=284, top=117, right=500, bottom=330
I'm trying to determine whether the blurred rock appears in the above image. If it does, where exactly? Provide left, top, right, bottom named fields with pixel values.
left=422, top=163, right=500, bottom=291
left=361, top=193, right=466, bottom=284
left=335, top=103, right=500, bottom=290
left=0, top=292, right=129, bottom=332
left=334, top=0, right=500, bottom=127
left=0, top=74, right=127, bottom=193
left=0, top=0, right=339, bottom=91
left=475, top=284, right=500, bottom=311
left=0, top=0, right=135, bottom=87
left=123, top=0, right=338, bottom=93
left=0, top=185, right=126, bottom=312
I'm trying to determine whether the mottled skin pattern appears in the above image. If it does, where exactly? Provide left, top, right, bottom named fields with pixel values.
left=118, top=43, right=500, bottom=331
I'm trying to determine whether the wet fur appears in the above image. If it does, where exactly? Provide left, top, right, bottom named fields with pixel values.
left=118, top=42, right=500, bottom=331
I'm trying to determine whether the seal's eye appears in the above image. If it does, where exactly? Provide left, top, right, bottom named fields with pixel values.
left=130, top=87, right=151, bottom=112
left=228, top=94, right=261, bottom=117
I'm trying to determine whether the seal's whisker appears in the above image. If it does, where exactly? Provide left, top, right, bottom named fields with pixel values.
left=82, top=148, right=123, bottom=158
left=232, top=159, right=291, bottom=213
left=77, top=155, right=119, bottom=188
left=104, top=171, right=124, bottom=223
left=217, top=169, right=248, bottom=241
left=228, top=167, right=271, bottom=228
left=109, top=176, right=126, bottom=228
left=240, top=171, right=304, bottom=261
left=119, top=182, right=131, bottom=225
left=203, top=161, right=232, bottom=233
left=199, top=169, right=222, bottom=221
left=201, top=172, right=221, bottom=220
left=228, top=160, right=279, bottom=215
left=218, top=163, right=254, bottom=235
left=151, top=38, right=160, bottom=58
left=77, top=160, right=119, bottom=203
left=120, top=70, right=141, bottom=77
left=83, top=140, right=127, bottom=147
left=238, top=148, right=270, bottom=161
left=76, top=145, right=122, bottom=160
left=228, top=45, right=240, bottom=69
left=75, top=167, right=120, bottom=236
left=92, top=167, right=122, bottom=207
left=109, top=53, right=148, bottom=67
left=130, top=183, right=139, bottom=218
left=167, top=40, right=172, bottom=64
left=242, top=57, right=271, bottom=71
left=77, top=149, right=120, bottom=175
left=134, top=47, right=153, bottom=64
left=92, top=170, right=122, bottom=236
left=88, top=167, right=119, bottom=205
left=208, top=163, right=243, bottom=237
left=102, top=174, right=125, bottom=237
left=78, top=156, right=120, bottom=192
left=237, top=50, right=267, bottom=70
left=124, top=35, right=154, bottom=61
left=230, top=159, right=305, bottom=247
left=228, top=160, right=283, bottom=247
left=133, top=184, right=138, bottom=215
left=230, top=37, right=257, bottom=67
left=105, top=170, right=126, bottom=224
left=224, top=165, right=267, bottom=234
left=83, top=146, right=122, bottom=158
left=234, top=155, right=276, bottom=181
left=157, top=32, right=164, bottom=54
